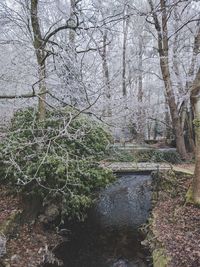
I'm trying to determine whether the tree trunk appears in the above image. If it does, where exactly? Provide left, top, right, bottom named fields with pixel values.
left=137, top=35, right=145, bottom=142
left=31, top=0, right=47, bottom=121
left=165, top=101, right=171, bottom=140
left=100, top=31, right=112, bottom=117
left=187, top=108, right=195, bottom=152
left=148, top=0, right=187, bottom=159
left=69, top=0, right=76, bottom=46
left=122, top=6, right=129, bottom=97
left=160, top=58, right=187, bottom=158
left=181, top=23, right=200, bottom=153
left=193, top=99, right=200, bottom=204
left=191, top=68, right=200, bottom=204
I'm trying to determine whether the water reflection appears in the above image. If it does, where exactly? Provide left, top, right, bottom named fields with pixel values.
left=53, top=226, right=151, bottom=267
left=44, top=172, right=152, bottom=267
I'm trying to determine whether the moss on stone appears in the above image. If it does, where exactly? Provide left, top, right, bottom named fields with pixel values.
left=153, top=248, right=171, bottom=267
left=186, top=186, right=200, bottom=206
left=193, top=118, right=200, bottom=128
left=173, top=167, right=194, bottom=176
left=0, top=210, right=22, bottom=236
left=186, top=185, right=194, bottom=204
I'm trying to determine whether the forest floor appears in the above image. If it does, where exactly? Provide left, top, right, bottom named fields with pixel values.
left=0, top=186, right=62, bottom=267
left=150, top=167, right=200, bottom=267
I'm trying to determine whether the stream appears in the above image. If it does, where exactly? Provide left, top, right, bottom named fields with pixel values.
left=45, top=173, right=152, bottom=267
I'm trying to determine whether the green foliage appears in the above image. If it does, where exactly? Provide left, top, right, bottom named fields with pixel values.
left=153, top=248, right=171, bottom=267
left=151, top=170, right=179, bottom=199
left=193, top=118, right=200, bottom=127
left=106, top=147, right=182, bottom=164
left=0, top=107, right=115, bottom=221
left=135, top=150, right=182, bottom=164
left=151, top=150, right=182, bottom=164
left=105, top=147, right=135, bottom=162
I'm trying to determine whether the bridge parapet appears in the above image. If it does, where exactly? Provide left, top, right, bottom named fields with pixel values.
left=101, top=162, right=171, bottom=173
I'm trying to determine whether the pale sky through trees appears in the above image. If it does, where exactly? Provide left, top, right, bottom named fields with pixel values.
left=0, top=0, right=199, bottom=141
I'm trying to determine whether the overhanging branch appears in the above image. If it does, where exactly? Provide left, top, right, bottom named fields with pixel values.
left=0, top=91, right=48, bottom=100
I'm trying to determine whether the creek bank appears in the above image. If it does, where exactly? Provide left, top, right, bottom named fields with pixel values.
left=0, top=186, right=63, bottom=267
left=44, top=172, right=153, bottom=267
left=0, top=171, right=153, bottom=267
left=47, top=222, right=151, bottom=267
left=145, top=168, right=200, bottom=267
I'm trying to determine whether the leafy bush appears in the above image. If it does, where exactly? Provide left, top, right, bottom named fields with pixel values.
left=105, top=147, right=135, bottom=162
left=134, top=150, right=153, bottom=162
left=134, top=149, right=182, bottom=164
left=105, top=147, right=182, bottom=164
left=151, top=150, right=182, bottom=164
left=0, top=107, right=115, bottom=221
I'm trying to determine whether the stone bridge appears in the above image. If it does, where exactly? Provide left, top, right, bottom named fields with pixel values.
left=101, top=162, right=171, bottom=173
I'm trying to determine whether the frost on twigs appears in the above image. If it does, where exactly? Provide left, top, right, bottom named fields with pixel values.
left=41, top=245, right=63, bottom=266
left=0, top=107, right=115, bottom=221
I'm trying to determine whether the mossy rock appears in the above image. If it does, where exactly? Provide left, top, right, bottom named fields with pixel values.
left=0, top=210, right=22, bottom=236
left=186, top=186, right=193, bottom=204
left=153, top=248, right=171, bottom=267
left=173, top=167, right=194, bottom=176
left=186, top=186, right=200, bottom=206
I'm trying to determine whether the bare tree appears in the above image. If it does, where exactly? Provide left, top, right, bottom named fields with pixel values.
left=122, top=4, right=129, bottom=97
left=30, top=0, right=47, bottom=121
left=147, top=0, right=188, bottom=159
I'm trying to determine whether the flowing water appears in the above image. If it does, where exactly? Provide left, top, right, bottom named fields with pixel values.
left=45, top=173, right=152, bottom=267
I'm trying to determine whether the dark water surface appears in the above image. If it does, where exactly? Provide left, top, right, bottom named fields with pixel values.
left=54, top=226, right=151, bottom=267
left=45, top=173, right=152, bottom=267
left=94, top=173, right=152, bottom=229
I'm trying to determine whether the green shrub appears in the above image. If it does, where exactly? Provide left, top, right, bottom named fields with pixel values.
left=0, top=107, right=115, bottom=221
left=134, top=150, right=154, bottom=162
left=134, top=149, right=182, bottom=164
left=105, top=147, right=135, bottom=162
left=151, top=150, right=182, bottom=164
left=104, top=147, right=181, bottom=164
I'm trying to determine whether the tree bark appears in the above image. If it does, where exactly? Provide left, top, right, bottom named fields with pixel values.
left=122, top=5, right=129, bottom=97
left=191, top=68, right=200, bottom=204
left=31, top=0, right=47, bottom=121
left=148, top=0, right=187, bottom=159
left=165, top=100, right=171, bottom=140
left=69, top=0, right=76, bottom=46
left=99, top=31, right=112, bottom=116
left=137, top=34, right=145, bottom=142
left=182, top=23, right=200, bottom=153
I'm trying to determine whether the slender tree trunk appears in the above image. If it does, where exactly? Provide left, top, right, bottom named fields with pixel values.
left=181, top=23, right=200, bottom=152
left=31, top=0, right=47, bottom=121
left=165, top=101, right=171, bottom=140
left=137, top=35, right=145, bottom=142
left=191, top=68, right=200, bottom=204
left=122, top=6, right=129, bottom=97
left=148, top=0, right=187, bottom=159
left=160, top=59, right=187, bottom=158
left=69, top=0, right=76, bottom=46
left=100, top=31, right=112, bottom=116
left=173, top=7, right=184, bottom=97
left=187, top=108, right=195, bottom=152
